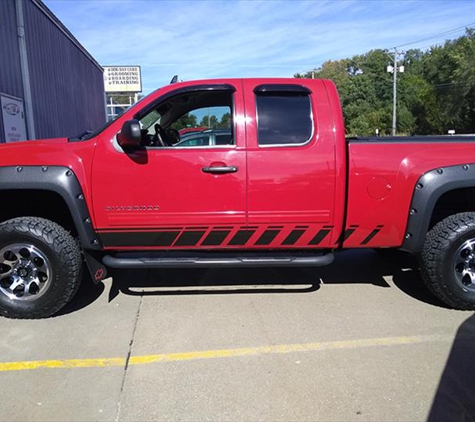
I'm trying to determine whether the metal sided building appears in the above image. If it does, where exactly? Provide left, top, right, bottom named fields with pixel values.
left=0, top=0, right=106, bottom=143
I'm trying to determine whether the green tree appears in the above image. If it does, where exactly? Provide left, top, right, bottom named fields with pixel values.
left=171, top=113, right=198, bottom=131
left=418, top=29, right=475, bottom=133
left=200, top=115, right=218, bottom=128
left=451, top=29, right=475, bottom=132
left=218, top=112, right=231, bottom=128
left=295, top=30, right=475, bottom=135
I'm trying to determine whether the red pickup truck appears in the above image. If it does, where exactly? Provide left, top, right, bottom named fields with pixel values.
left=1, top=78, right=475, bottom=318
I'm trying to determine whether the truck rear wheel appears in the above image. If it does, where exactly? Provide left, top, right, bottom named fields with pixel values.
left=420, top=212, right=475, bottom=310
left=0, top=217, right=82, bottom=319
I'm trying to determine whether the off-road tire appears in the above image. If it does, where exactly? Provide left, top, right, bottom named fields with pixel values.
left=420, top=212, right=475, bottom=310
left=0, top=217, right=82, bottom=319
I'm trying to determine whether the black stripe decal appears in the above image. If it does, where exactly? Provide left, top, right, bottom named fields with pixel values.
left=361, top=226, right=383, bottom=245
left=343, top=229, right=357, bottom=241
left=337, top=225, right=359, bottom=243
left=228, top=229, right=256, bottom=246
left=282, top=229, right=306, bottom=246
left=201, top=230, right=231, bottom=246
left=308, top=228, right=331, bottom=245
left=100, top=231, right=180, bottom=247
left=255, top=229, right=281, bottom=245
left=174, top=231, right=206, bottom=246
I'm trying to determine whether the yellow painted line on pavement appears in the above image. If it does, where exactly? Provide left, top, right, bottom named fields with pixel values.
left=0, top=357, right=125, bottom=372
left=0, top=334, right=451, bottom=372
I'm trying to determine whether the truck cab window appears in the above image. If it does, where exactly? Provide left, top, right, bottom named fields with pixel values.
left=256, top=92, right=312, bottom=146
left=138, top=91, right=234, bottom=148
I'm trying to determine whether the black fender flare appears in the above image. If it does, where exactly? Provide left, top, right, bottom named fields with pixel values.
left=0, top=166, right=102, bottom=250
left=401, top=163, right=475, bottom=254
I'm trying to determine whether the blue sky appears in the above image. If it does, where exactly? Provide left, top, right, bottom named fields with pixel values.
left=44, top=0, right=475, bottom=94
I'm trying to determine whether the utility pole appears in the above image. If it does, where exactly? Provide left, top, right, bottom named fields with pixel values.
left=387, top=49, right=404, bottom=136
left=392, top=49, right=397, bottom=136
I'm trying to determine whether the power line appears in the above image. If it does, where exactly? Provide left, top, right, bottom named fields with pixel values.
left=405, top=41, right=445, bottom=52
left=393, top=21, right=475, bottom=49
left=434, top=81, right=473, bottom=88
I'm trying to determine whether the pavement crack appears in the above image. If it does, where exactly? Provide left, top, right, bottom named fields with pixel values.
left=115, top=295, right=143, bottom=422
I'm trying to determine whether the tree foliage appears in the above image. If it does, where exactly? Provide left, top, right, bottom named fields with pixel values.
left=295, top=29, right=475, bottom=136
left=171, top=113, right=198, bottom=131
left=171, top=111, right=232, bottom=131
left=200, top=113, right=232, bottom=129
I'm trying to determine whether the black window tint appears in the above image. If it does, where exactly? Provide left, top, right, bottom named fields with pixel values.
left=256, top=94, right=312, bottom=145
left=215, top=133, right=233, bottom=145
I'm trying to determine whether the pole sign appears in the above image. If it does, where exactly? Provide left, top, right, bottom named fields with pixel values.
left=103, top=66, right=142, bottom=93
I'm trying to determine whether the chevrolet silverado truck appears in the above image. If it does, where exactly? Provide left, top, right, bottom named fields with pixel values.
left=1, top=78, right=475, bottom=318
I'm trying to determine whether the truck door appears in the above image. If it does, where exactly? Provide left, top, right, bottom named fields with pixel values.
left=91, top=82, right=247, bottom=249
left=242, top=79, right=337, bottom=249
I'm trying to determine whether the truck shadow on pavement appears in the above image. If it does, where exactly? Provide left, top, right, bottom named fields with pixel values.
left=57, top=271, right=105, bottom=316
left=105, top=249, right=446, bottom=309
left=427, top=313, right=475, bottom=421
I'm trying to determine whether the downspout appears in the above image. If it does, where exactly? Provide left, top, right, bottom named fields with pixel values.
left=15, top=0, right=36, bottom=139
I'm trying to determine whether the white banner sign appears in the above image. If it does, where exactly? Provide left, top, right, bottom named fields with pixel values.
left=1, top=93, right=27, bottom=143
left=103, top=66, right=142, bottom=93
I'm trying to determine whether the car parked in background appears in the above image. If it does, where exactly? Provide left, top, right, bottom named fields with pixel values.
left=178, top=127, right=207, bottom=136
left=175, top=129, right=232, bottom=147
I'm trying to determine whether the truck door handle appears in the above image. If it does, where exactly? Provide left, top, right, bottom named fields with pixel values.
left=202, top=165, right=238, bottom=174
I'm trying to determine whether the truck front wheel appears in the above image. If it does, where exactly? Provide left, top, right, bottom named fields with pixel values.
left=0, top=217, right=82, bottom=319
left=421, top=212, right=475, bottom=310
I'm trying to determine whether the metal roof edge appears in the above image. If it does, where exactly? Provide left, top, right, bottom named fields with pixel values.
left=30, top=0, right=103, bottom=72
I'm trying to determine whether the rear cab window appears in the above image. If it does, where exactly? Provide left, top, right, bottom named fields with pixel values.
left=254, top=84, right=313, bottom=146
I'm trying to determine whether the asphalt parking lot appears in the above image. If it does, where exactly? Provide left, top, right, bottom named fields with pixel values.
left=0, top=249, right=474, bottom=422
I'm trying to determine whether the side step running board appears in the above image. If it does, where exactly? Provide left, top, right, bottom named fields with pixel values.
left=103, top=251, right=334, bottom=269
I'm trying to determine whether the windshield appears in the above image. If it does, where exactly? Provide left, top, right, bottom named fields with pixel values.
left=139, top=109, right=161, bottom=131
left=68, top=91, right=155, bottom=142
left=74, top=115, right=120, bottom=141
